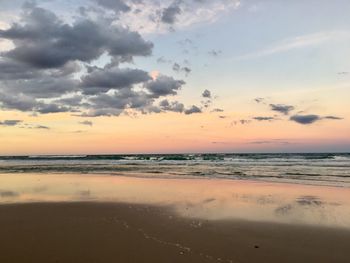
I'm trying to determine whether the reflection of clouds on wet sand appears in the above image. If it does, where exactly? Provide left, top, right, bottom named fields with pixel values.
left=274, top=195, right=345, bottom=227
left=296, top=196, right=324, bottom=206
left=275, top=204, right=293, bottom=215
left=232, top=193, right=277, bottom=205
left=275, top=195, right=342, bottom=215
left=0, top=191, right=19, bottom=198
left=0, top=173, right=350, bottom=228
left=202, top=198, right=216, bottom=204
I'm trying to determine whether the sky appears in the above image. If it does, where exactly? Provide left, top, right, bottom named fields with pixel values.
left=0, top=0, right=350, bottom=155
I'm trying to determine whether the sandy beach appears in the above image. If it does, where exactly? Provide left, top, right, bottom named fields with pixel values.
left=0, top=202, right=349, bottom=263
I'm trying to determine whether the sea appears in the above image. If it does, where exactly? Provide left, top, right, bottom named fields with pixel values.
left=0, top=153, right=349, bottom=187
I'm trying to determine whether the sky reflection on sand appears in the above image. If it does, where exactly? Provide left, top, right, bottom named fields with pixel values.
left=0, top=173, right=350, bottom=228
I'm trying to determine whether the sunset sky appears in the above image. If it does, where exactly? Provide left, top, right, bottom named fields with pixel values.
left=0, top=0, right=350, bottom=155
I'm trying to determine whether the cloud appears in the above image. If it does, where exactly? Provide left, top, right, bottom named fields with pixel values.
left=239, top=119, right=251, bottom=125
left=250, top=139, right=290, bottom=145
left=0, top=4, right=205, bottom=117
left=106, top=0, right=241, bottom=34
left=270, top=104, right=295, bottom=115
left=202, top=89, right=212, bottom=98
left=184, top=105, right=202, bottom=115
left=172, top=62, right=192, bottom=76
left=0, top=6, right=153, bottom=69
left=21, top=123, right=51, bottom=130
left=254, top=97, right=266, bottom=104
left=159, top=99, right=185, bottom=113
left=0, top=120, right=22, bottom=126
left=34, top=125, right=50, bottom=129
left=232, top=119, right=251, bottom=125
left=161, top=1, right=182, bottom=24
left=0, top=92, right=36, bottom=111
left=253, top=116, right=276, bottom=121
left=79, top=121, right=93, bottom=126
left=0, top=191, right=19, bottom=198
left=36, top=103, right=71, bottom=114
left=201, top=89, right=217, bottom=109
left=290, top=114, right=343, bottom=125
left=211, top=108, right=224, bottom=112
left=324, top=116, right=343, bottom=120
left=238, top=31, right=349, bottom=59
left=157, top=56, right=172, bottom=64
left=208, top=49, right=222, bottom=56
left=145, top=75, right=185, bottom=98
left=81, top=66, right=151, bottom=95
left=93, top=0, right=131, bottom=13
left=172, top=62, right=180, bottom=72
left=290, top=114, right=321, bottom=124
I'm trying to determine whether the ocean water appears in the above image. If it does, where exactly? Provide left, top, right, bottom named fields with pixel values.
left=0, top=153, right=349, bottom=187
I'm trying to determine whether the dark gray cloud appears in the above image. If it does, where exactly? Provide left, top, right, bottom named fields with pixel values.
left=201, top=89, right=215, bottom=108
left=290, top=114, right=321, bottom=124
left=182, top=67, right=191, bottom=75
left=21, top=123, right=51, bottom=130
left=159, top=99, right=185, bottom=113
left=232, top=119, right=251, bottom=125
left=36, top=103, right=71, bottom=114
left=0, top=120, right=22, bottom=126
left=184, top=105, right=202, bottom=115
left=211, top=108, right=224, bottom=112
left=161, top=1, right=182, bottom=24
left=145, top=75, right=185, bottom=98
left=5, top=76, right=79, bottom=98
left=253, top=116, right=275, bottom=121
left=0, top=3, right=207, bottom=118
left=324, top=116, right=343, bottom=120
left=240, top=119, right=251, bottom=125
left=0, top=92, right=37, bottom=111
left=172, top=62, right=192, bottom=76
left=254, top=97, right=265, bottom=104
left=0, top=6, right=153, bottom=69
left=0, top=58, right=40, bottom=80
left=172, top=63, right=181, bottom=72
left=202, top=89, right=211, bottom=98
left=270, top=104, right=295, bottom=115
left=34, top=125, right=50, bottom=129
left=81, top=66, right=151, bottom=95
left=290, top=114, right=343, bottom=125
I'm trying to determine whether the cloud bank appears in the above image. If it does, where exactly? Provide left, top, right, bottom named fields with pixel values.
left=0, top=3, right=203, bottom=117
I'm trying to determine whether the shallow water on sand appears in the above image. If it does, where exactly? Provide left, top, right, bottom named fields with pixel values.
left=0, top=173, right=349, bottom=229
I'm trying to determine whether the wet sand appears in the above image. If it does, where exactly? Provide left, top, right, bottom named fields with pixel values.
left=0, top=202, right=350, bottom=263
